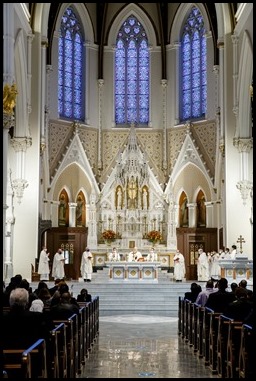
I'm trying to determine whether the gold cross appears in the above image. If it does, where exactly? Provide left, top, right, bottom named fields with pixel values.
left=237, top=235, right=245, bottom=253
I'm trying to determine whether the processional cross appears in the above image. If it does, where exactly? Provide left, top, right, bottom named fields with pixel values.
left=237, top=235, right=245, bottom=253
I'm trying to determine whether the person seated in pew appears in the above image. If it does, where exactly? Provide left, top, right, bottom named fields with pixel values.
left=195, top=279, right=218, bottom=306
left=184, top=282, right=202, bottom=303
left=50, top=281, right=79, bottom=308
left=2, top=287, right=54, bottom=349
left=76, top=288, right=92, bottom=303
left=225, top=287, right=253, bottom=322
left=49, top=291, right=80, bottom=320
left=205, top=277, right=236, bottom=314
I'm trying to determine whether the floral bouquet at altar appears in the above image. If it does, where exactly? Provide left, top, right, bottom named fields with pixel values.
left=102, top=229, right=117, bottom=243
left=146, top=230, right=162, bottom=245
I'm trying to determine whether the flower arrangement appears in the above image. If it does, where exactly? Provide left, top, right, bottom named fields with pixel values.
left=102, top=229, right=116, bottom=241
left=146, top=230, right=162, bottom=243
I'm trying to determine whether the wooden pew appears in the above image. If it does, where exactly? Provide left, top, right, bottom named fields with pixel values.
left=238, top=324, right=253, bottom=378
left=92, top=296, right=100, bottom=341
left=178, top=296, right=183, bottom=336
left=77, top=305, right=86, bottom=374
left=47, top=322, right=67, bottom=378
left=196, top=304, right=204, bottom=358
left=208, top=311, right=222, bottom=374
left=202, top=306, right=213, bottom=366
left=183, top=299, right=190, bottom=343
left=3, top=338, right=47, bottom=378
left=187, top=300, right=194, bottom=347
left=53, top=321, right=68, bottom=378
left=226, top=319, right=243, bottom=378
left=191, top=302, right=199, bottom=353
left=78, top=302, right=90, bottom=358
left=53, top=313, right=78, bottom=378
left=216, top=314, right=233, bottom=378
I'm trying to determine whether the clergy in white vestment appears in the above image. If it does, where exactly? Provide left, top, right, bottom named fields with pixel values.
left=38, top=246, right=50, bottom=281
left=128, top=247, right=142, bottom=262
left=80, top=247, right=93, bottom=282
left=230, top=245, right=237, bottom=260
left=197, top=248, right=209, bottom=281
left=108, top=247, right=120, bottom=261
left=173, top=250, right=186, bottom=281
left=52, top=249, right=65, bottom=280
left=146, top=247, right=158, bottom=262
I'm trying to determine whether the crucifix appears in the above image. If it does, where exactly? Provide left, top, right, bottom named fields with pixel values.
left=236, top=235, right=245, bottom=253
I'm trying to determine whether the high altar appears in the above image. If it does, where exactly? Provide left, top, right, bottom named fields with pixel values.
left=105, top=261, right=161, bottom=282
left=96, top=124, right=173, bottom=250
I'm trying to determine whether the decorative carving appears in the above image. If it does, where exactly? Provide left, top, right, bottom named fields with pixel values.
left=3, top=83, right=18, bottom=115
left=11, top=178, right=29, bottom=204
left=233, top=138, right=253, bottom=153
left=236, top=180, right=253, bottom=206
left=10, top=137, right=32, bottom=152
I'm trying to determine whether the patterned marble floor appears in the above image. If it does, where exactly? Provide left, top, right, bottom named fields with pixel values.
left=77, top=314, right=218, bottom=379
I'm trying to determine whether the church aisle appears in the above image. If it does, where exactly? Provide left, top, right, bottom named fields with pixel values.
left=78, top=315, right=218, bottom=379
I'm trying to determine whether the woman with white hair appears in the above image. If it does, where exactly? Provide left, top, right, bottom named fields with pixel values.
left=29, top=299, right=44, bottom=312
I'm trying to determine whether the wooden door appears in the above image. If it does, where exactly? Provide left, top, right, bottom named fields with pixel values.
left=46, top=227, right=87, bottom=280
left=176, top=227, right=217, bottom=280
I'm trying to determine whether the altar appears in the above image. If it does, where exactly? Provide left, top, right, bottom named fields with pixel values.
left=218, top=254, right=253, bottom=286
left=105, top=261, right=161, bottom=282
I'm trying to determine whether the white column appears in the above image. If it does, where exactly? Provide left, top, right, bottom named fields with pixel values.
left=205, top=202, right=214, bottom=228
left=51, top=201, right=59, bottom=227
left=87, top=192, right=98, bottom=249
left=188, top=203, right=197, bottom=227
left=10, top=138, right=31, bottom=203
left=69, top=203, right=77, bottom=227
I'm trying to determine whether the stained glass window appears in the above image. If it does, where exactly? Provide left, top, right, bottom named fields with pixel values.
left=58, top=7, right=84, bottom=121
left=180, top=7, right=207, bottom=121
left=115, top=15, right=149, bottom=125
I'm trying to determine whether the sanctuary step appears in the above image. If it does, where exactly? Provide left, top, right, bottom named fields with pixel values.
left=31, top=267, right=191, bottom=317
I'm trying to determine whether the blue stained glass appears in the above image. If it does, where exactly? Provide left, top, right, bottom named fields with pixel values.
left=180, top=6, right=207, bottom=121
left=58, top=7, right=84, bottom=121
left=115, top=15, right=149, bottom=125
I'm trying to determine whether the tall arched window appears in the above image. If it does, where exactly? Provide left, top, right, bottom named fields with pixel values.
left=115, top=15, right=149, bottom=125
left=58, top=7, right=85, bottom=121
left=180, top=6, right=207, bottom=121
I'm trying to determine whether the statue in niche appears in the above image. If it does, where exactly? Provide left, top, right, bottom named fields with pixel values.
left=116, top=187, right=123, bottom=209
left=142, top=188, right=148, bottom=210
left=59, top=193, right=67, bottom=226
left=127, top=176, right=138, bottom=209
left=180, top=197, right=188, bottom=227
left=76, top=195, right=84, bottom=226
left=197, top=196, right=206, bottom=226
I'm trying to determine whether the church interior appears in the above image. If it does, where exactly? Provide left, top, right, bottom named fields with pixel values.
left=3, top=3, right=253, bottom=281
left=2, top=3, right=253, bottom=379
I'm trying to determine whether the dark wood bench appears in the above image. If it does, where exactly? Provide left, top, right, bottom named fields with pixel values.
left=196, top=304, right=204, bottom=358
left=208, top=311, right=222, bottom=374
left=3, top=338, right=47, bottom=378
left=53, top=313, right=78, bottom=378
left=238, top=324, right=253, bottom=378
left=226, top=319, right=243, bottom=378
left=216, top=314, right=233, bottom=378
left=202, top=306, right=213, bottom=366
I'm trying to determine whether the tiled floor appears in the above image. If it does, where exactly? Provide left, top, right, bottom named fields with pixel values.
left=78, top=314, right=218, bottom=379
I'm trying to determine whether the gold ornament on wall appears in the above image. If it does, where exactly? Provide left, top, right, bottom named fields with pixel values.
left=3, top=83, right=18, bottom=115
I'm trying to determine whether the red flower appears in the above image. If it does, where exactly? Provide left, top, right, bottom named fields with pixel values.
left=102, top=230, right=116, bottom=240
left=146, top=230, right=162, bottom=243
